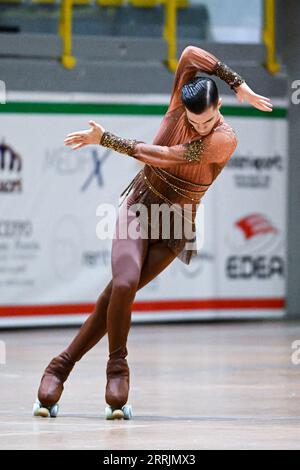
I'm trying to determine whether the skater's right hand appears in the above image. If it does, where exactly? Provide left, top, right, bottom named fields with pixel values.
left=64, top=121, right=105, bottom=150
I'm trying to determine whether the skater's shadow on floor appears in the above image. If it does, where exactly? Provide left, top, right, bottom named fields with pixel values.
left=50, top=413, right=214, bottom=422
left=51, top=413, right=234, bottom=423
left=52, top=413, right=300, bottom=424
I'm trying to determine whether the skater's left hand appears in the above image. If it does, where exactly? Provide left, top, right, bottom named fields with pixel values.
left=235, top=82, right=273, bottom=112
left=64, top=121, right=105, bottom=150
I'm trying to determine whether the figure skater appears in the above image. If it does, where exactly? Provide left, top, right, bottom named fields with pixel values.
left=33, top=45, right=272, bottom=420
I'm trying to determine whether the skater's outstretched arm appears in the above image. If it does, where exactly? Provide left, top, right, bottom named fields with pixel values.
left=64, top=121, right=236, bottom=167
left=98, top=129, right=236, bottom=167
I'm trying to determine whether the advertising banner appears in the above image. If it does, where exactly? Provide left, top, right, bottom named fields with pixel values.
left=0, top=94, right=287, bottom=326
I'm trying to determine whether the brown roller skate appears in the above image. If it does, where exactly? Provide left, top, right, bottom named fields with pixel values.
left=105, top=357, right=132, bottom=420
left=33, top=352, right=75, bottom=418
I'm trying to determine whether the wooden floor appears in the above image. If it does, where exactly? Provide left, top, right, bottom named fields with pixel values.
left=0, top=320, right=300, bottom=450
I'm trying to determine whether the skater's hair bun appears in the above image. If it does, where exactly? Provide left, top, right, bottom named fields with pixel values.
left=181, top=77, right=219, bottom=114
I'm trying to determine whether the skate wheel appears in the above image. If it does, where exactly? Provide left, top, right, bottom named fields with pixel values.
left=105, top=404, right=133, bottom=420
left=38, top=407, right=50, bottom=418
left=32, top=400, right=41, bottom=417
left=112, top=409, right=124, bottom=420
left=49, top=403, right=59, bottom=418
left=32, top=399, right=58, bottom=418
left=105, top=405, right=114, bottom=420
left=122, top=404, right=133, bottom=420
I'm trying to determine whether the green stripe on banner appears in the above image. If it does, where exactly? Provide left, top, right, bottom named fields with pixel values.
left=0, top=102, right=287, bottom=118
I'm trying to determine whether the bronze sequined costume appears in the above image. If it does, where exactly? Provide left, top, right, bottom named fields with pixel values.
left=35, top=46, right=244, bottom=418
left=100, top=46, right=241, bottom=264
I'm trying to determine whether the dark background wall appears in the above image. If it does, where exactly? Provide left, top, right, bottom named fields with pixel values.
left=278, top=0, right=300, bottom=318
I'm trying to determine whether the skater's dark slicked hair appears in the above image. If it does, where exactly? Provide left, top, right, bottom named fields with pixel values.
left=181, top=77, right=219, bottom=114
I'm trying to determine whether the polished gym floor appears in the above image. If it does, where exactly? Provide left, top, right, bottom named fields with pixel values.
left=0, top=320, right=300, bottom=450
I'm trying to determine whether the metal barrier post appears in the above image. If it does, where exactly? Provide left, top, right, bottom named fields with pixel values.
left=59, top=0, right=76, bottom=69
left=263, top=0, right=280, bottom=74
left=163, top=0, right=178, bottom=72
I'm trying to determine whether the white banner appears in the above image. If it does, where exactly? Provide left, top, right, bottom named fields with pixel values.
left=0, top=94, right=287, bottom=326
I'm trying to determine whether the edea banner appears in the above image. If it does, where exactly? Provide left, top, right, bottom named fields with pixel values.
left=0, top=94, right=287, bottom=327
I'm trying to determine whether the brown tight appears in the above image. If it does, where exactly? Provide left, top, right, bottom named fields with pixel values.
left=64, top=198, right=178, bottom=362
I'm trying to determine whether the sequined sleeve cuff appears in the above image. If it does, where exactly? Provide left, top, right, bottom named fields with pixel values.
left=100, top=131, right=140, bottom=157
left=213, top=61, right=245, bottom=92
left=183, top=139, right=204, bottom=164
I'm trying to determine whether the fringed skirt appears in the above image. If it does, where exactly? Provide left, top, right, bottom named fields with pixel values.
left=118, top=165, right=201, bottom=265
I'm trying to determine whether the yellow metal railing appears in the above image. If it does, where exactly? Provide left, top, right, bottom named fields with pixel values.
left=8, top=0, right=279, bottom=76
left=59, top=0, right=76, bottom=69
left=96, top=0, right=124, bottom=5
left=163, top=0, right=178, bottom=72
left=31, top=0, right=92, bottom=3
left=56, top=0, right=180, bottom=71
left=0, top=0, right=181, bottom=70
left=263, top=0, right=280, bottom=74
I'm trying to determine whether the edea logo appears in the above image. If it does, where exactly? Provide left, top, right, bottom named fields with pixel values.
left=226, top=213, right=284, bottom=279
left=0, top=141, right=22, bottom=193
